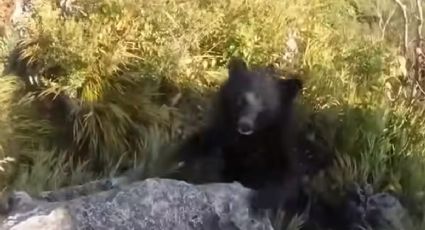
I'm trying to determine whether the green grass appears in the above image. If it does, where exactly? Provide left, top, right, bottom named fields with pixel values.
left=0, top=0, right=425, bottom=228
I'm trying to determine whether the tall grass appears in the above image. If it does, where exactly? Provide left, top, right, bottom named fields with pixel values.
left=0, top=0, right=424, bottom=227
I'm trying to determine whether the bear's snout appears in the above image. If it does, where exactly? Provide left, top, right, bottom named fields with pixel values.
left=237, top=120, right=254, bottom=135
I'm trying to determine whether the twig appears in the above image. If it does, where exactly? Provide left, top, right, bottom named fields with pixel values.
left=413, top=0, right=424, bottom=102
left=393, top=0, right=409, bottom=56
left=381, top=7, right=397, bottom=40
left=416, top=0, right=423, bottom=42
left=375, top=0, right=396, bottom=40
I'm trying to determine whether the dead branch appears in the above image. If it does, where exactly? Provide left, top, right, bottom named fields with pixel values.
left=378, top=8, right=397, bottom=40
left=393, top=0, right=409, bottom=56
left=375, top=0, right=397, bottom=40
left=413, top=0, right=425, bottom=101
left=384, top=8, right=397, bottom=40
left=416, top=0, right=423, bottom=43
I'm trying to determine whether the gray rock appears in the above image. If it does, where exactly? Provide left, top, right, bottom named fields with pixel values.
left=0, top=178, right=273, bottom=230
left=366, top=192, right=413, bottom=230
left=345, top=183, right=413, bottom=230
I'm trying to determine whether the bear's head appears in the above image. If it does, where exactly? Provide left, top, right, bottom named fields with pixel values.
left=219, top=57, right=303, bottom=136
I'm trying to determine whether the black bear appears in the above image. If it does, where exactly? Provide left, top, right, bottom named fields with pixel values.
left=173, top=57, right=304, bottom=213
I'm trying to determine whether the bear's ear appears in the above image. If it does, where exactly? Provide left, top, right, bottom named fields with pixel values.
left=228, top=57, right=248, bottom=79
left=278, top=78, right=303, bottom=101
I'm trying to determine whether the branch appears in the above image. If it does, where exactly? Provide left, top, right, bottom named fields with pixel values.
left=416, top=0, right=423, bottom=43
left=377, top=6, right=397, bottom=40
left=376, top=1, right=384, bottom=31
left=383, top=8, right=397, bottom=40
left=413, top=0, right=425, bottom=101
left=393, top=0, right=409, bottom=56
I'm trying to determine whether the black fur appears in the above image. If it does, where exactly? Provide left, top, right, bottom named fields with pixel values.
left=173, top=57, right=304, bottom=214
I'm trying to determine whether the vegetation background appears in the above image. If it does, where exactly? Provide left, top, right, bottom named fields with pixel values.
left=0, top=0, right=425, bottom=228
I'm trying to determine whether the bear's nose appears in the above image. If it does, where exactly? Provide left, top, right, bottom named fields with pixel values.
left=237, top=121, right=254, bottom=135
